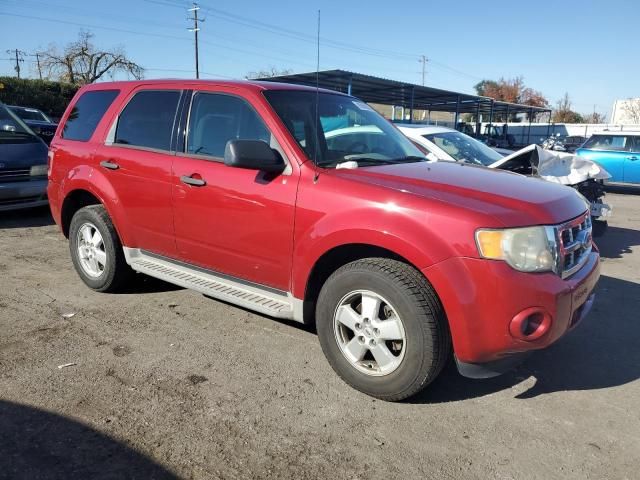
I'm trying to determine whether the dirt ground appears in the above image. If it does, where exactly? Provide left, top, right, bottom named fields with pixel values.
left=1, top=192, right=639, bottom=480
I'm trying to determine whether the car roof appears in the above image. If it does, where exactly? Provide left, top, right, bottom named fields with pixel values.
left=592, top=130, right=640, bottom=136
left=8, top=105, right=43, bottom=111
left=396, top=124, right=455, bottom=135
left=78, top=79, right=344, bottom=96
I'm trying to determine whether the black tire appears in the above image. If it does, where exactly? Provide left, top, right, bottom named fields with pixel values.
left=316, top=258, right=451, bottom=401
left=69, top=205, right=133, bottom=293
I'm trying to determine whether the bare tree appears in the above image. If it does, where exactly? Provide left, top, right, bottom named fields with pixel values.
left=552, top=93, right=583, bottom=123
left=583, top=111, right=607, bottom=124
left=246, top=67, right=293, bottom=79
left=39, top=31, right=143, bottom=85
left=622, top=98, right=640, bottom=124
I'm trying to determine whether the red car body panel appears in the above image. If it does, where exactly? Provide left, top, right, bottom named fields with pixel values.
left=47, top=79, right=600, bottom=370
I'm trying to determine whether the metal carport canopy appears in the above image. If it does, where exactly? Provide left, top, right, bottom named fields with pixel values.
left=257, top=69, right=551, bottom=117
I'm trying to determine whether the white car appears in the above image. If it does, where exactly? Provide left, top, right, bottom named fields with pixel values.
left=398, top=124, right=514, bottom=165
left=398, top=125, right=611, bottom=223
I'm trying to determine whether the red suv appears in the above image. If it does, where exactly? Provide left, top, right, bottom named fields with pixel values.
left=48, top=80, right=600, bottom=400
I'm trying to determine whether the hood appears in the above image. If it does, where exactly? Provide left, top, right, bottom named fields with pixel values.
left=330, top=161, right=588, bottom=227
left=489, top=144, right=611, bottom=185
left=0, top=140, right=48, bottom=169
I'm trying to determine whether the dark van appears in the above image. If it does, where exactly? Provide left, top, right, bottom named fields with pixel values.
left=0, top=103, right=49, bottom=211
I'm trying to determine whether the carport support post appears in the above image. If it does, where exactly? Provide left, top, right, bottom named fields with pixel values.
left=488, top=100, right=494, bottom=137
left=453, top=95, right=460, bottom=130
left=527, top=108, right=533, bottom=144
left=546, top=111, right=552, bottom=138
left=409, top=86, right=415, bottom=123
left=347, top=74, right=353, bottom=96
left=475, top=102, right=481, bottom=138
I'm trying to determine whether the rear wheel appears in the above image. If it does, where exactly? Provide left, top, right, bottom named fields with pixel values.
left=69, top=205, right=133, bottom=292
left=316, top=258, right=450, bottom=401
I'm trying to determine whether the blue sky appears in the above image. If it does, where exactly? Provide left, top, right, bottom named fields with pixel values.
left=1, top=0, right=637, bottom=119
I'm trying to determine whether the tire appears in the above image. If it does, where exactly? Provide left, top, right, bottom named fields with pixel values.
left=316, top=258, right=451, bottom=401
left=69, top=205, right=133, bottom=293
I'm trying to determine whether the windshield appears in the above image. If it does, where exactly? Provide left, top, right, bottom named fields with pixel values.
left=263, top=90, right=426, bottom=168
left=0, top=104, right=39, bottom=144
left=424, top=131, right=503, bottom=166
left=10, top=106, right=51, bottom=122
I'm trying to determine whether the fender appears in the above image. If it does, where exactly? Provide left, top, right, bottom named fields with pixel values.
left=59, top=165, right=135, bottom=246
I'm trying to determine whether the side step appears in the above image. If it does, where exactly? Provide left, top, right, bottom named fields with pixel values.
left=123, top=248, right=301, bottom=321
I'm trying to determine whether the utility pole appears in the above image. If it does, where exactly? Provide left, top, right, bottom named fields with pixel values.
left=6, top=49, right=26, bottom=78
left=419, top=55, right=428, bottom=86
left=188, top=3, right=204, bottom=79
left=34, top=52, right=42, bottom=80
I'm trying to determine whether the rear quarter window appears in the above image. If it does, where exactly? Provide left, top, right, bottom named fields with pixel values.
left=62, top=90, right=120, bottom=142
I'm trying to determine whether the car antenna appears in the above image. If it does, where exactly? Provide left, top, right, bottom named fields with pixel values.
left=313, top=9, right=321, bottom=184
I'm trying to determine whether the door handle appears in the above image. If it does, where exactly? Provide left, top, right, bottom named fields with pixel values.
left=100, top=160, right=119, bottom=170
left=180, top=175, right=206, bottom=186
left=627, top=156, right=638, bottom=161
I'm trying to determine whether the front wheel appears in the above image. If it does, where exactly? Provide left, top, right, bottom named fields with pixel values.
left=316, top=258, right=451, bottom=401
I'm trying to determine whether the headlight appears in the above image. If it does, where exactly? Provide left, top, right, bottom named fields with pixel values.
left=476, top=226, right=558, bottom=273
left=30, top=164, right=48, bottom=177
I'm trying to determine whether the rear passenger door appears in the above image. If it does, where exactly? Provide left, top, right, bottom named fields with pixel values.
left=94, top=87, right=182, bottom=257
left=171, top=88, right=298, bottom=291
left=624, top=136, right=640, bottom=184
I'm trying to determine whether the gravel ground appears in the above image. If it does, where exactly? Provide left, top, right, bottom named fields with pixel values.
left=1, top=192, right=639, bottom=480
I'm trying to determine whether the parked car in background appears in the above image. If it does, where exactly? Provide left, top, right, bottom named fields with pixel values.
left=8, top=105, right=58, bottom=145
left=399, top=125, right=611, bottom=227
left=0, top=103, right=49, bottom=211
left=576, top=131, right=640, bottom=184
left=542, top=134, right=587, bottom=154
left=48, top=80, right=599, bottom=401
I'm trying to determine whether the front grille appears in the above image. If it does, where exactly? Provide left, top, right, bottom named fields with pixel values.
left=0, top=168, right=31, bottom=182
left=557, top=212, right=592, bottom=279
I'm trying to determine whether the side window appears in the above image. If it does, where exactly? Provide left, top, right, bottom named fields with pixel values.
left=115, top=90, right=181, bottom=151
left=583, top=134, right=630, bottom=151
left=186, top=93, right=270, bottom=158
left=62, top=90, right=119, bottom=141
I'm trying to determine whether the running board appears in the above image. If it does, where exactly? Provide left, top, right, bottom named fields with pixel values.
left=123, top=248, right=303, bottom=322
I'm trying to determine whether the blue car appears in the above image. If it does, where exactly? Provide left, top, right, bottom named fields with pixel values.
left=576, top=132, right=640, bottom=184
left=0, top=103, right=49, bottom=211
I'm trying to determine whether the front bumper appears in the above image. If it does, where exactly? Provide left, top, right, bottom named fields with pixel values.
left=424, top=251, right=600, bottom=375
left=0, top=178, right=48, bottom=211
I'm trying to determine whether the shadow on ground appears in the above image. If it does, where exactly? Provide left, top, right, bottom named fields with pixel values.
left=605, top=185, right=640, bottom=196
left=0, top=400, right=178, bottom=479
left=122, top=274, right=184, bottom=294
left=0, top=206, right=54, bottom=229
left=412, top=274, right=640, bottom=403
left=596, top=226, right=640, bottom=259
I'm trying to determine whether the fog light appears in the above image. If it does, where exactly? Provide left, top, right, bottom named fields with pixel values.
left=509, top=307, right=552, bottom=341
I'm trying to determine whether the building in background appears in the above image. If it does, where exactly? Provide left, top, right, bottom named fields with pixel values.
left=611, top=98, right=640, bottom=124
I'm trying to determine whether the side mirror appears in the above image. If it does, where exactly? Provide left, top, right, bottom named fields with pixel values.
left=224, top=140, right=286, bottom=174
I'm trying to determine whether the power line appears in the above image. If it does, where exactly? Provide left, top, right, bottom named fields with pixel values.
left=0, top=8, right=481, bottom=85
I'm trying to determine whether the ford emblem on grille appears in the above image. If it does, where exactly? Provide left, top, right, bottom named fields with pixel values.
left=576, top=229, right=592, bottom=250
